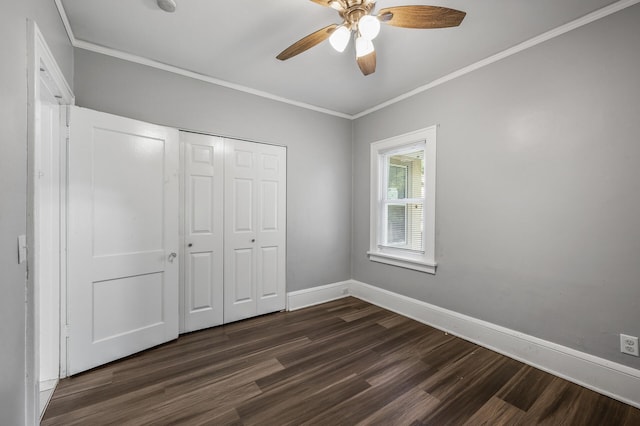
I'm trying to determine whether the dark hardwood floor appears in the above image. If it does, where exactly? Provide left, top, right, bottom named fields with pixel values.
left=43, top=297, right=640, bottom=425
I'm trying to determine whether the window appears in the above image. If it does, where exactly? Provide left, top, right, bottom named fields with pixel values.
left=368, top=126, right=436, bottom=273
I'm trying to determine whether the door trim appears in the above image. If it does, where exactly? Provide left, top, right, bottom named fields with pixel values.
left=27, top=20, right=74, bottom=424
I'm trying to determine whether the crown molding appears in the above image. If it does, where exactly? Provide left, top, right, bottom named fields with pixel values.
left=54, top=0, right=76, bottom=45
left=55, top=0, right=640, bottom=121
left=352, top=0, right=640, bottom=119
left=71, top=39, right=353, bottom=120
left=53, top=1, right=351, bottom=120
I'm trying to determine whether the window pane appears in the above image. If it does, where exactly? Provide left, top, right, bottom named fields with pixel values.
left=385, top=203, right=424, bottom=251
left=388, top=164, right=407, bottom=199
left=387, top=205, right=406, bottom=244
left=387, top=149, right=424, bottom=200
left=406, top=203, right=423, bottom=251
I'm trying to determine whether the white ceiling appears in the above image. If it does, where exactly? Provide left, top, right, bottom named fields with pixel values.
left=59, top=0, right=624, bottom=117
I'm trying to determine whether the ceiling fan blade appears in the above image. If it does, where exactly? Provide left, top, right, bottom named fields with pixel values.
left=377, top=6, right=466, bottom=29
left=276, top=24, right=338, bottom=61
left=357, top=50, right=376, bottom=76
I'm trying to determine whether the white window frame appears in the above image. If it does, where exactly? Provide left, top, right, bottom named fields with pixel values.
left=368, top=126, right=437, bottom=274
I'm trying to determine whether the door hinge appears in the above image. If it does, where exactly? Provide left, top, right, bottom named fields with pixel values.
left=65, top=105, right=71, bottom=127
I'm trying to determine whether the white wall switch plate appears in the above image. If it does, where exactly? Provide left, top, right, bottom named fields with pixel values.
left=620, top=334, right=639, bottom=356
left=18, top=234, right=27, bottom=264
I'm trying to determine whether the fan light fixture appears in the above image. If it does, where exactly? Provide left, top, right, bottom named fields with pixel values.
left=355, top=36, right=374, bottom=58
left=358, top=15, right=381, bottom=40
left=276, top=1, right=466, bottom=76
left=330, top=15, right=380, bottom=54
left=329, top=25, right=351, bottom=52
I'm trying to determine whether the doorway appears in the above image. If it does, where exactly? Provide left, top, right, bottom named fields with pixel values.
left=27, top=21, right=74, bottom=424
left=35, top=64, right=62, bottom=415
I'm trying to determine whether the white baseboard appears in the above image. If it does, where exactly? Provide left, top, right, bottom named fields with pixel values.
left=287, top=280, right=640, bottom=408
left=39, top=378, right=58, bottom=419
left=348, top=280, right=640, bottom=409
left=287, top=281, right=350, bottom=311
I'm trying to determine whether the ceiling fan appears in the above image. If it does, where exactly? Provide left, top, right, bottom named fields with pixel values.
left=276, top=0, right=466, bottom=76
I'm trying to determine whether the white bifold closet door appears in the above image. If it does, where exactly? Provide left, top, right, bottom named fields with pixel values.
left=181, top=132, right=224, bottom=332
left=224, top=139, right=287, bottom=323
left=181, top=134, right=287, bottom=330
left=67, top=107, right=179, bottom=375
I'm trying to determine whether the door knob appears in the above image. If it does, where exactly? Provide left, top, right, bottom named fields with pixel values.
left=251, top=239, right=256, bottom=243
left=168, top=252, right=177, bottom=262
left=188, top=243, right=193, bottom=247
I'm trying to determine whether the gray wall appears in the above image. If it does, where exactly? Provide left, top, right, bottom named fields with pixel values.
left=352, top=4, right=640, bottom=368
left=0, top=1, right=73, bottom=424
left=73, top=49, right=353, bottom=292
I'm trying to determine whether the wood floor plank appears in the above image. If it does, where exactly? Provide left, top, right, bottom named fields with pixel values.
left=240, top=375, right=371, bottom=426
left=47, top=368, right=114, bottom=400
left=303, top=359, right=435, bottom=425
left=42, top=381, right=166, bottom=425
left=251, top=349, right=381, bottom=405
left=568, top=386, right=632, bottom=425
left=369, top=321, right=439, bottom=359
left=496, top=364, right=555, bottom=411
left=43, top=297, right=640, bottom=425
left=131, top=381, right=263, bottom=425
left=339, top=304, right=385, bottom=322
left=275, top=322, right=388, bottom=368
left=364, top=355, right=432, bottom=388
left=420, top=351, right=524, bottom=425
left=519, top=376, right=585, bottom=424
left=377, top=313, right=411, bottom=329
left=164, top=358, right=284, bottom=399
left=462, top=396, right=526, bottom=426
left=355, top=387, right=439, bottom=426
left=522, top=376, right=638, bottom=425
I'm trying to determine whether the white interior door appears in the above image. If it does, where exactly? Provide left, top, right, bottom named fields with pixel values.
left=224, top=139, right=286, bottom=323
left=67, top=106, right=179, bottom=375
left=181, top=132, right=224, bottom=333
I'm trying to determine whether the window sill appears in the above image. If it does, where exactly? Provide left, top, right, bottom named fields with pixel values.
left=367, top=251, right=437, bottom=274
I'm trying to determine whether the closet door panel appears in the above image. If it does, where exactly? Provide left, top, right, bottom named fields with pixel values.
left=259, top=246, right=279, bottom=298
left=225, top=139, right=286, bottom=323
left=233, top=179, right=254, bottom=232
left=189, top=252, right=214, bottom=310
left=181, top=132, right=224, bottom=333
left=233, top=248, right=254, bottom=302
left=255, top=144, right=287, bottom=315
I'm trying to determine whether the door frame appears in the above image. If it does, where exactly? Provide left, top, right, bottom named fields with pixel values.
left=27, top=20, right=74, bottom=424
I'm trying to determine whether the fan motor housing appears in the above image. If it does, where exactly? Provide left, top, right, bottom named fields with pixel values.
left=340, top=1, right=374, bottom=28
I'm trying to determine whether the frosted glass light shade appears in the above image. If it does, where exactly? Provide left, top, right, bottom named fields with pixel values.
left=329, top=26, right=351, bottom=52
left=359, top=15, right=380, bottom=40
left=355, top=36, right=374, bottom=57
